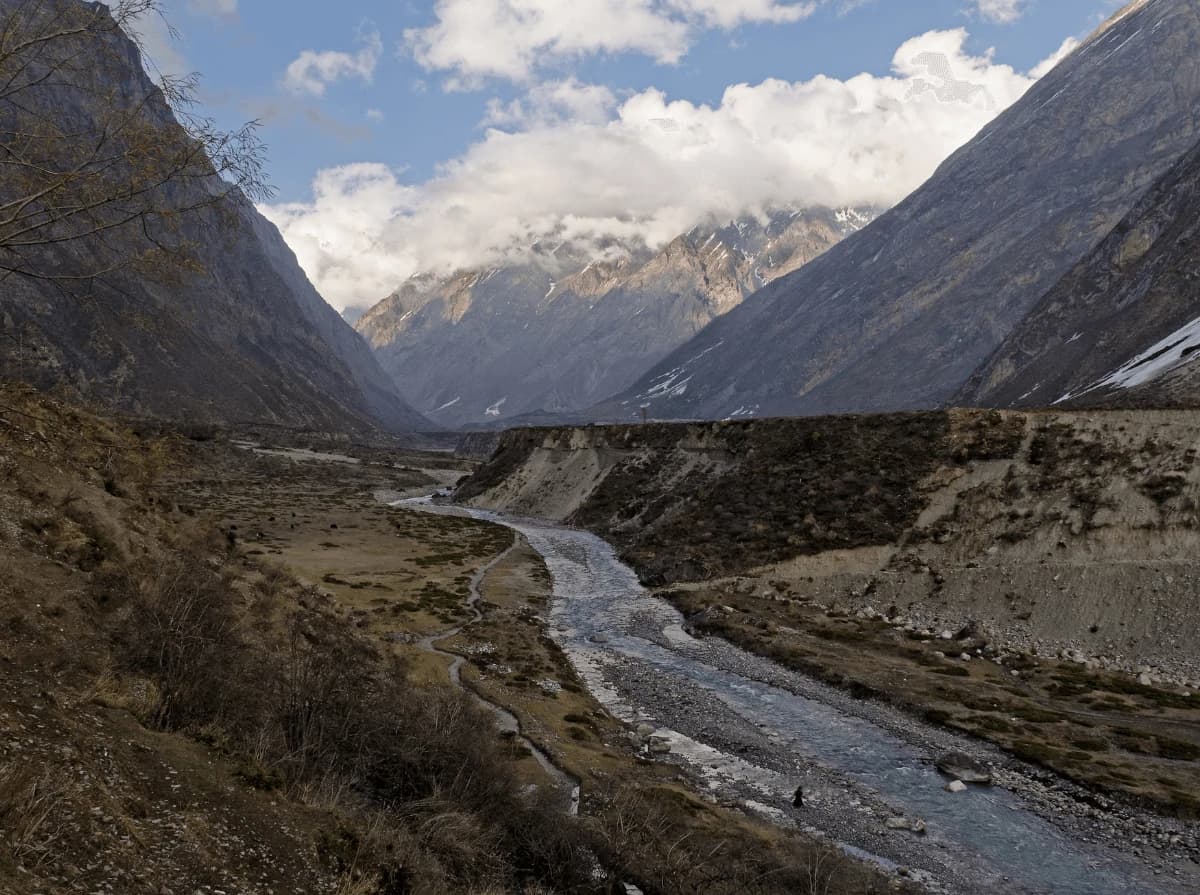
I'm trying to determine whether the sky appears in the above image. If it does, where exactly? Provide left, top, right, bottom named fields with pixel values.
left=130, top=0, right=1132, bottom=311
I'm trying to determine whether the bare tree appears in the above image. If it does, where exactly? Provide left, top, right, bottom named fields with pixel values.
left=0, top=0, right=271, bottom=285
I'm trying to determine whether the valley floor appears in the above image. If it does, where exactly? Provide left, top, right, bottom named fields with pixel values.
left=455, top=410, right=1200, bottom=888
left=0, top=386, right=907, bottom=895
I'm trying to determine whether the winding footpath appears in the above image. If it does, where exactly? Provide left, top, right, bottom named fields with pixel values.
left=413, top=533, right=582, bottom=816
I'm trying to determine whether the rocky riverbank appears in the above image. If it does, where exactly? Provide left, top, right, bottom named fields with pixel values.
left=452, top=507, right=1199, bottom=895
left=611, top=603, right=1199, bottom=893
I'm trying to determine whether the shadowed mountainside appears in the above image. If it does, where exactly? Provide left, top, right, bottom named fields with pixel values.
left=0, top=0, right=429, bottom=435
left=597, top=0, right=1200, bottom=423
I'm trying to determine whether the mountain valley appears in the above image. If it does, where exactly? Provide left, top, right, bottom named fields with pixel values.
left=3, top=0, right=1200, bottom=892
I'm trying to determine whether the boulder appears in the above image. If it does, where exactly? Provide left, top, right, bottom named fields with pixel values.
left=886, top=815, right=929, bottom=834
left=945, top=780, right=968, bottom=794
left=935, top=751, right=993, bottom=785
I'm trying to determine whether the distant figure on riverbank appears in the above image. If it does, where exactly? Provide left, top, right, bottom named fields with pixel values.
left=792, top=786, right=804, bottom=808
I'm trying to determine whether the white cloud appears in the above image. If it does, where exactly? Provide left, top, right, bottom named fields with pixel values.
left=973, top=0, right=1024, bottom=24
left=405, top=0, right=819, bottom=85
left=366, top=107, right=385, bottom=122
left=262, top=29, right=1065, bottom=311
left=483, top=78, right=618, bottom=127
left=283, top=29, right=382, bottom=96
left=186, top=0, right=238, bottom=18
left=1029, top=36, right=1079, bottom=78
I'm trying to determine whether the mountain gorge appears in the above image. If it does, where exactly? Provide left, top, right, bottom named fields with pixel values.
left=0, top=0, right=430, bottom=436
left=356, top=208, right=873, bottom=428
left=598, top=0, right=1200, bottom=423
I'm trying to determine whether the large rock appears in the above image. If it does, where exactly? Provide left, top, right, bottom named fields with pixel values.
left=936, top=752, right=993, bottom=785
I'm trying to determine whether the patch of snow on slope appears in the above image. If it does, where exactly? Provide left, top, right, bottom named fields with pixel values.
left=638, top=341, right=725, bottom=403
left=645, top=371, right=691, bottom=399
left=835, top=208, right=872, bottom=231
left=1055, top=314, right=1200, bottom=404
left=485, top=397, right=508, bottom=417
left=432, top=396, right=462, bottom=413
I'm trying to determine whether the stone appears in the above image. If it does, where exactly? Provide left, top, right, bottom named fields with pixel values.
left=946, top=780, right=968, bottom=794
left=935, top=751, right=993, bottom=785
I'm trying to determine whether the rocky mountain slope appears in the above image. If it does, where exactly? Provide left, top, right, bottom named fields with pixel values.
left=0, top=0, right=430, bottom=435
left=958, top=135, right=1200, bottom=409
left=356, top=208, right=872, bottom=428
left=598, top=0, right=1200, bottom=423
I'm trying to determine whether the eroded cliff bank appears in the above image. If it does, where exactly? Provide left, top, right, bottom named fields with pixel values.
left=458, top=409, right=1200, bottom=688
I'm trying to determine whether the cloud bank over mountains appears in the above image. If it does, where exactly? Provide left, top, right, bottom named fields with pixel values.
left=261, top=28, right=1077, bottom=312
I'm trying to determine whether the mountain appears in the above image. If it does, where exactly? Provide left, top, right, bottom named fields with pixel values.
left=356, top=208, right=873, bottom=428
left=599, top=0, right=1200, bottom=423
left=0, top=0, right=430, bottom=435
left=957, top=135, right=1200, bottom=409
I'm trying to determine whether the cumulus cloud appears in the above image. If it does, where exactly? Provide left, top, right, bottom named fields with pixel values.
left=283, top=29, right=382, bottom=96
left=973, top=0, right=1025, bottom=24
left=406, top=0, right=819, bottom=85
left=262, top=29, right=1067, bottom=311
left=483, top=78, right=618, bottom=127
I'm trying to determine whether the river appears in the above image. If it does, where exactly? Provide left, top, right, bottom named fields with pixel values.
left=403, top=499, right=1193, bottom=894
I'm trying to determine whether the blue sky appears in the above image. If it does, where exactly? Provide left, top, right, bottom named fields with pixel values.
left=143, top=0, right=1128, bottom=310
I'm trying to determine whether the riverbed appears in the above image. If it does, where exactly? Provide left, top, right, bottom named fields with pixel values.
left=402, top=499, right=1197, bottom=894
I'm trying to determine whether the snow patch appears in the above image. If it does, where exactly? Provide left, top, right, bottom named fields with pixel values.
left=485, top=397, right=508, bottom=417
left=1055, top=314, right=1200, bottom=404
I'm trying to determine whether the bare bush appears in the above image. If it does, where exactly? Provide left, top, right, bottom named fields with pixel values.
left=112, top=552, right=249, bottom=730
left=0, top=764, right=72, bottom=870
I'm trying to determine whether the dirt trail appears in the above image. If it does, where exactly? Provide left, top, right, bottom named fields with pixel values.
left=406, top=505, right=582, bottom=815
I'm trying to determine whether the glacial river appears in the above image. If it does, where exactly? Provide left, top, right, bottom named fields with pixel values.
left=405, top=500, right=1192, bottom=895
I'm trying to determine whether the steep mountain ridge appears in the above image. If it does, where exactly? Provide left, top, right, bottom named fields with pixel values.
left=957, top=134, right=1200, bottom=409
left=598, top=0, right=1200, bottom=423
left=356, top=208, right=872, bottom=428
left=0, top=0, right=429, bottom=435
